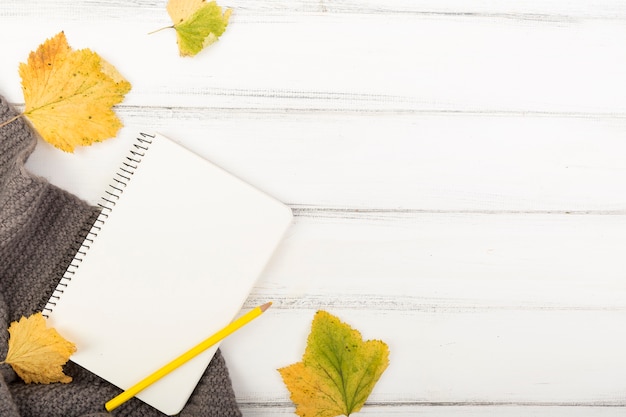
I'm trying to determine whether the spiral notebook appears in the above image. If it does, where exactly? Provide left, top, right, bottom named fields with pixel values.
left=44, top=132, right=292, bottom=415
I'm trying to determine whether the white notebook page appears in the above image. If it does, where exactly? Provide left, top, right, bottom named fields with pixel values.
left=46, top=132, right=292, bottom=415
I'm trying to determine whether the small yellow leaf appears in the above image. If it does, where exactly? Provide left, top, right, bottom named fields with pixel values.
left=19, top=31, right=131, bottom=152
left=166, top=0, right=231, bottom=57
left=3, top=313, right=76, bottom=384
left=278, top=311, right=389, bottom=417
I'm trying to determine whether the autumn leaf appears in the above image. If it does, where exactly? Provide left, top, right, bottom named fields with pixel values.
left=278, top=311, right=389, bottom=417
left=2, top=313, right=76, bottom=384
left=17, top=31, right=131, bottom=152
left=164, top=0, right=232, bottom=57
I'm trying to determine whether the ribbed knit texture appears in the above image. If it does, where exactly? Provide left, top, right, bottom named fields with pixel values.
left=0, top=96, right=242, bottom=417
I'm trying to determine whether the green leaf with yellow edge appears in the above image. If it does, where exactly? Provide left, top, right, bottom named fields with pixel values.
left=278, top=311, right=389, bottom=417
left=18, top=31, right=131, bottom=153
left=1, top=313, right=76, bottom=384
left=166, top=0, right=232, bottom=57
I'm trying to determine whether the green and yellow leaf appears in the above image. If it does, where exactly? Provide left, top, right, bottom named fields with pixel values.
left=278, top=311, right=390, bottom=417
left=167, top=0, right=231, bottom=57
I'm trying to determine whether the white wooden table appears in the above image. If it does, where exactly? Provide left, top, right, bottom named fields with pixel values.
left=2, top=1, right=626, bottom=416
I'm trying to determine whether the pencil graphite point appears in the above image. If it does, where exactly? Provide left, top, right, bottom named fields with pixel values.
left=260, top=302, right=272, bottom=312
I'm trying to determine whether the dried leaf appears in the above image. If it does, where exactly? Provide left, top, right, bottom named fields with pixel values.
left=19, top=31, right=131, bottom=152
left=166, top=0, right=231, bottom=57
left=278, top=311, right=389, bottom=417
left=2, top=313, right=76, bottom=384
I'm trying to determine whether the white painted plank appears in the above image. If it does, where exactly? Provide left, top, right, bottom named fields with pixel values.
left=23, top=114, right=626, bottom=212
left=220, top=0, right=626, bottom=20
left=222, top=308, right=626, bottom=404
left=246, top=213, right=626, bottom=310
left=239, top=404, right=626, bottom=417
left=0, top=15, right=625, bottom=114
left=3, top=0, right=626, bottom=19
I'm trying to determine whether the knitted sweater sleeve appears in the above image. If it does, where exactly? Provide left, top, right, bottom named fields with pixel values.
left=0, top=96, right=241, bottom=417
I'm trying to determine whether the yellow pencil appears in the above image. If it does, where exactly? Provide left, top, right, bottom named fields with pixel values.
left=105, top=302, right=272, bottom=412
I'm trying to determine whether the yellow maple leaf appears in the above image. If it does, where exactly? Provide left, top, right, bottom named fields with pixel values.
left=18, top=31, right=131, bottom=152
left=278, top=311, right=389, bottom=417
left=164, top=0, right=232, bottom=57
left=2, top=313, right=76, bottom=384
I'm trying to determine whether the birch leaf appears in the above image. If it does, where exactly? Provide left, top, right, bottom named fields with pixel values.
left=2, top=313, right=76, bottom=384
left=19, top=31, right=131, bottom=152
left=278, top=311, right=389, bottom=417
left=166, top=0, right=231, bottom=57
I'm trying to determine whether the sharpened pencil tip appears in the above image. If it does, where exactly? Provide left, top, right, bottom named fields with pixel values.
left=260, top=302, right=272, bottom=312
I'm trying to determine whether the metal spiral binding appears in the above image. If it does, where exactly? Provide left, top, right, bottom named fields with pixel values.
left=42, top=132, right=156, bottom=317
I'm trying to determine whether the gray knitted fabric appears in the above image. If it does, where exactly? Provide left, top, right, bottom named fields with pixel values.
left=0, top=95, right=242, bottom=417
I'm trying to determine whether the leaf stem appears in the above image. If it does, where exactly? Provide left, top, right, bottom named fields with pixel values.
left=148, top=25, right=175, bottom=35
left=0, top=114, right=23, bottom=129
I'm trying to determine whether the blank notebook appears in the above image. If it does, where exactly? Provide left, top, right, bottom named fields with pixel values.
left=44, top=132, right=292, bottom=415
